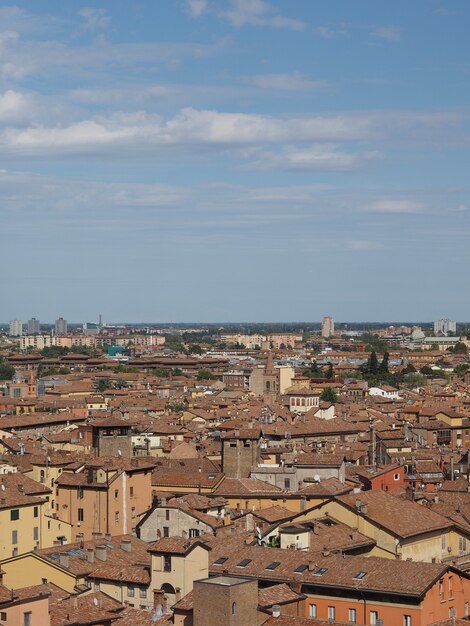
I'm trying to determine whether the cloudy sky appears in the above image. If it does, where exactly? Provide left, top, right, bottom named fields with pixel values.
left=1, top=0, right=469, bottom=323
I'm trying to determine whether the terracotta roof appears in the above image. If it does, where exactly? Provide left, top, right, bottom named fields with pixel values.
left=148, top=536, right=210, bottom=555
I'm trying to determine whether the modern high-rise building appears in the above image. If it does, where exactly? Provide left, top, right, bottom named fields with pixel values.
left=27, top=318, right=40, bottom=334
left=8, top=319, right=23, bottom=337
left=434, top=319, right=457, bottom=335
left=55, top=317, right=68, bottom=335
left=322, top=315, right=335, bottom=338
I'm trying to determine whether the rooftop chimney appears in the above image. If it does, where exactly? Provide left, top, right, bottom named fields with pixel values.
left=59, top=553, right=69, bottom=569
left=86, top=548, right=95, bottom=563
left=121, top=539, right=132, bottom=552
left=272, top=605, right=281, bottom=618
left=95, top=545, right=107, bottom=561
left=92, top=532, right=102, bottom=541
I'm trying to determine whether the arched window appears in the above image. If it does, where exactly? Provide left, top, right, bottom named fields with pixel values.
left=161, top=583, right=176, bottom=595
left=40, top=469, right=45, bottom=483
left=232, top=602, right=237, bottom=615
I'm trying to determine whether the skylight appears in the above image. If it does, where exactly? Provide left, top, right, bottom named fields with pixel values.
left=214, top=557, right=228, bottom=565
left=353, top=571, right=367, bottom=580
left=266, top=561, right=281, bottom=571
left=236, top=558, right=252, bottom=568
left=313, top=567, right=328, bottom=576
left=294, top=564, right=308, bottom=573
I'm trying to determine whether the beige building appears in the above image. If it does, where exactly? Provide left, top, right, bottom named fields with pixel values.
left=321, top=316, right=335, bottom=338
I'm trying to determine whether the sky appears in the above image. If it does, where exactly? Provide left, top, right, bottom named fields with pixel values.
left=1, top=0, right=469, bottom=323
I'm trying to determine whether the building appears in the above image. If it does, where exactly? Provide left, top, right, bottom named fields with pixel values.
left=27, top=318, right=40, bottom=334
left=321, top=316, right=335, bottom=338
left=193, top=577, right=258, bottom=626
left=434, top=318, right=457, bottom=335
left=54, top=317, right=68, bottom=335
left=8, top=319, right=23, bottom=337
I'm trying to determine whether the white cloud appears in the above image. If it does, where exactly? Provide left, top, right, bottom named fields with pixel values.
left=0, top=90, right=32, bottom=122
left=78, top=8, right=110, bottom=30
left=371, top=26, right=401, bottom=42
left=243, top=71, right=327, bottom=91
left=0, top=108, right=373, bottom=156
left=246, top=144, right=363, bottom=171
left=347, top=240, right=384, bottom=251
left=223, top=0, right=305, bottom=30
left=185, top=0, right=208, bottom=18
left=316, top=25, right=347, bottom=39
left=366, top=199, right=426, bottom=214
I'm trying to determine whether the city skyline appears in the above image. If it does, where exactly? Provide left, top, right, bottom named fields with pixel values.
left=1, top=1, right=469, bottom=321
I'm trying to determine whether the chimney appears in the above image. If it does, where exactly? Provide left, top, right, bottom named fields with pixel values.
left=95, top=545, right=107, bottom=561
left=308, top=560, right=316, bottom=572
left=86, top=548, right=95, bottom=563
left=105, top=533, right=112, bottom=542
left=120, top=539, right=132, bottom=552
left=272, top=605, right=281, bottom=618
left=92, top=532, right=102, bottom=541
left=322, top=548, right=330, bottom=557
left=59, top=553, right=69, bottom=569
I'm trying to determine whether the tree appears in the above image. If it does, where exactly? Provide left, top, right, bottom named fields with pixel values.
left=303, top=360, right=321, bottom=378
left=454, top=342, right=468, bottom=354
left=455, top=364, right=470, bottom=376
left=188, top=344, right=203, bottom=355
left=403, top=363, right=416, bottom=374
left=368, top=351, right=379, bottom=375
left=325, top=363, right=334, bottom=379
left=95, top=378, right=110, bottom=392
left=404, top=373, right=427, bottom=389
left=320, top=387, right=338, bottom=403
left=0, top=362, right=15, bottom=380
left=378, top=351, right=389, bottom=375
left=197, top=369, right=216, bottom=381
left=41, top=346, right=70, bottom=358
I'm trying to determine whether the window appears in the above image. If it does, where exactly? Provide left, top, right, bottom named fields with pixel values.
left=284, top=478, right=291, bottom=489
left=78, top=508, right=84, bottom=522
left=294, top=564, right=308, bottom=573
left=12, top=548, right=18, bottom=557
left=214, top=557, right=228, bottom=565
left=439, top=579, right=444, bottom=601
left=370, top=611, right=378, bottom=625
left=41, top=578, right=48, bottom=585
left=236, top=558, right=251, bottom=568
left=94, top=582, right=100, bottom=592
left=115, top=512, right=119, bottom=524
left=163, top=526, right=169, bottom=538
left=165, top=510, right=170, bottom=521
left=40, top=469, right=45, bottom=483
left=0, top=612, right=6, bottom=621
left=78, top=487, right=84, bottom=499
left=12, top=530, right=18, bottom=545
left=328, top=606, right=335, bottom=619
left=189, top=528, right=200, bottom=538
left=127, top=586, right=135, bottom=597
left=23, top=612, right=32, bottom=626
left=394, top=473, right=400, bottom=480
left=449, top=576, right=454, bottom=599
left=313, top=567, right=328, bottom=576
left=442, top=534, right=446, bottom=549
left=459, top=537, right=467, bottom=553
left=139, top=588, right=147, bottom=599
left=465, top=602, right=469, bottom=616
left=115, top=490, right=119, bottom=499
left=232, top=602, right=237, bottom=615
left=34, top=506, right=38, bottom=518
left=163, top=555, right=171, bottom=572
left=353, top=571, right=367, bottom=580
left=266, top=561, right=281, bottom=571
left=33, top=527, right=38, bottom=541
left=130, top=486, right=134, bottom=498
left=404, top=616, right=412, bottom=626
left=309, top=604, right=317, bottom=618
left=10, top=509, right=19, bottom=521
left=348, top=608, right=356, bottom=623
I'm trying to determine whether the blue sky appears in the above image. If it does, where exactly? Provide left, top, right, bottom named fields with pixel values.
left=1, top=0, right=469, bottom=323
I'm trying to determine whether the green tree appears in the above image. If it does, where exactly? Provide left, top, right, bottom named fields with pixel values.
left=453, top=342, right=468, bottom=354
left=95, top=378, right=110, bottom=392
left=404, top=373, right=427, bottom=389
left=378, top=351, right=389, bottom=375
left=455, top=364, right=470, bottom=376
left=303, top=360, right=321, bottom=377
left=320, top=387, right=338, bottom=403
left=325, top=363, right=334, bottom=379
left=172, top=368, right=183, bottom=376
left=197, top=369, right=216, bottom=381
left=188, top=344, right=203, bottom=355
left=0, top=362, right=15, bottom=380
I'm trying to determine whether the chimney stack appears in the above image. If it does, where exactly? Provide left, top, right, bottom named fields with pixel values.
left=59, top=553, right=69, bottom=569
left=86, top=548, right=95, bottom=563
left=120, top=539, right=132, bottom=552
